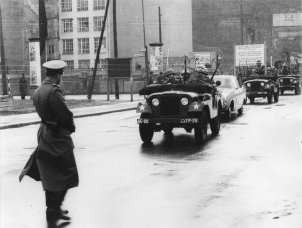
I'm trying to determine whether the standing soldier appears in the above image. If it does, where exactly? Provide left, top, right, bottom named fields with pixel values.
left=19, top=73, right=27, bottom=99
left=19, top=60, right=79, bottom=227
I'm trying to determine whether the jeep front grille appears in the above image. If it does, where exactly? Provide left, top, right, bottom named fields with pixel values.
left=251, top=82, right=261, bottom=91
left=283, top=78, right=290, bottom=85
left=160, top=96, right=180, bottom=116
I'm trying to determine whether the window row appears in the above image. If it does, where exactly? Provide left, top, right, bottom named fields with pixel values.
left=62, top=38, right=106, bottom=54
left=62, top=17, right=104, bottom=33
left=65, top=59, right=107, bottom=69
left=62, top=0, right=106, bottom=12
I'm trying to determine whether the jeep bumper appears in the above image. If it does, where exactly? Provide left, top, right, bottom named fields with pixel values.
left=137, top=118, right=199, bottom=124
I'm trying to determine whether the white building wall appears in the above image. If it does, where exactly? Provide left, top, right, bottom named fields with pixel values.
left=59, top=0, right=110, bottom=69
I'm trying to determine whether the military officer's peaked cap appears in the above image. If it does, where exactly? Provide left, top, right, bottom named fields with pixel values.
left=43, top=60, right=67, bottom=70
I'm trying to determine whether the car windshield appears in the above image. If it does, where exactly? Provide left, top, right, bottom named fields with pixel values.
left=215, top=77, right=234, bottom=89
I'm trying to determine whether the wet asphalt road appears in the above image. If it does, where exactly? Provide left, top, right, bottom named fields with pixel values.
left=1, top=92, right=302, bottom=228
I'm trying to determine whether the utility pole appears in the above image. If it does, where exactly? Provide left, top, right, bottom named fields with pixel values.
left=141, top=0, right=149, bottom=85
left=240, top=0, right=244, bottom=44
left=158, top=7, right=162, bottom=43
left=0, top=2, right=7, bottom=95
left=88, top=0, right=110, bottom=100
left=113, top=0, right=119, bottom=99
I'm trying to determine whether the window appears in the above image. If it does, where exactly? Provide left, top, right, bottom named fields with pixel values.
left=62, top=0, right=72, bottom=12
left=93, top=0, right=105, bottom=10
left=78, top=18, right=89, bottom=32
left=66, top=60, right=74, bottom=69
left=78, top=38, right=90, bottom=54
left=94, top=59, right=107, bottom=70
left=62, top=19, right=73, bottom=33
left=62, top=39, right=73, bottom=54
left=79, top=60, right=90, bottom=69
left=94, top=37, right=106, bottom=53
left=48, top=45, right=54, bottom=55
left=93, top=16, right=104, bottom=31
left=77, top=0, right=88, bottom=11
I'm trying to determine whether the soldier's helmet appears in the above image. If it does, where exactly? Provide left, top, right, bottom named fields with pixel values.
left=251, top=69, right=257, bottom=74
left=196, top=66, right=208, bottom=75
left=164, top=69, right=175, bottom=77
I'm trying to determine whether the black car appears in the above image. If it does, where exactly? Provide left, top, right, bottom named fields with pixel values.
left=278, top=75, right=301, bottom=95
left=242, top=75, right=280, bottom=104
left=136, top=80, right=222, bottom=145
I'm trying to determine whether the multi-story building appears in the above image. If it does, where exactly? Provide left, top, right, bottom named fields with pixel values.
left=59, top=0, right=111, bottom=70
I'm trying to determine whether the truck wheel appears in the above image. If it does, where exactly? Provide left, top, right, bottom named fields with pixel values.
left=267, top=93, right=273, bottom=104
left=274, top=91, right=279, bottom=102
left=295, top=87, right=300, bottom=95
left=139, top=124, right=154, bottom=143
left=210, top=108, right=221, bottom=136
left=194, top=111, right=208, bottom=145
left=249, top=97, right=255, bottom=104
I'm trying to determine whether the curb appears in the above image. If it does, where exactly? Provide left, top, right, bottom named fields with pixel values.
left=0, top=107, right=137, bottom=130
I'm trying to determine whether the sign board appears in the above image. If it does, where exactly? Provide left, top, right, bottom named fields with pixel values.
left=273, top=13, right=302, bottom=27
left=28, top=39, right=42, bottom=86
left=235, top=44, right=265, bottom=66
left=107, top=58, right=132, bottom=78
left=149, top=44, right=163, bottom=71
left=193, top=52, right=217, bottom=69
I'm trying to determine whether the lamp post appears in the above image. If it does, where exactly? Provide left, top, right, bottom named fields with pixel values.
left=141, top=0, right=150, bottom=85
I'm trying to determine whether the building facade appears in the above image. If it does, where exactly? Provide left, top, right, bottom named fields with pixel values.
left=59, top=0, right=111, bottom=70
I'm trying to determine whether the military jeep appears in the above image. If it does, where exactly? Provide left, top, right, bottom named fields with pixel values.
left=136, top=81, right=222, bottom=145
left=242, top=75, right=280, bottom=104
left=278, top=74, right=301, bottom=95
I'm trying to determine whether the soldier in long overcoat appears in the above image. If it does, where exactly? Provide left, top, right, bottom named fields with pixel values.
left=19, top=73, right=27, bottom=99
left=19, top=60, right=79, bottom=226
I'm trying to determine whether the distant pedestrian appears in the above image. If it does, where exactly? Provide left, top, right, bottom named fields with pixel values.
left=19, top=60, right=78, bottom=227
left=19, top=73, right=27, bottom=99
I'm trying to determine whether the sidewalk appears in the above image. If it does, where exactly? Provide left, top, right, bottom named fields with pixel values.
left=0, top=94, right=144, bottom=130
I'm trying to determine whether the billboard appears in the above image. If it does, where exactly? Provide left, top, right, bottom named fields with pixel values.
left=107, top=58, right=132, bottom=78
left=235, top=44, right=265, bottom=66
left=28, top=39, right=42, bottom=86
left=273, top=13, right=302, bottom=27
left=193, top=52, right=217, bottom=69
left=149, top=44, right=163, bottom=71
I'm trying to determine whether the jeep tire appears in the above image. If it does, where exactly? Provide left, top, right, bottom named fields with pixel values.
left=194, top=111, right=208, bottom=145
left=280, top=89, right=284, bottom=95
left=249, top=97, right=255, bottom=104
left=274, top=90, right=279, bottom=102
left=295, top=87, right=301, bottom=95
left=139, top=114, right=154, bottom=143
left=267, top=93, right=273, bottom=104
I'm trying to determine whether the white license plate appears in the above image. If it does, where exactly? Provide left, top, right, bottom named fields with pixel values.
left=137, top=119, right=149, bottom=124
left=180, top=118, right=198, bottom=124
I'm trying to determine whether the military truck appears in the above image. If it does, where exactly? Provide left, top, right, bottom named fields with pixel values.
left=278, top=74, right=301, bottom=95
left=242, top=75, right=280, bottom=104
left=136, top=78, right=223, bottom=145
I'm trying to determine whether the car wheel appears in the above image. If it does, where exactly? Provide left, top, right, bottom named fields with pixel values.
left=249, top=97, right=255, bottom=104
left=224, top=106, right=231, bottom=122
left=194, top=111, right=208, bottom=145
left=274, top=90, right=279, bottom=102
left=210, top=107, right=221, bottom=136
left=238, top=105, right=243, bottom=115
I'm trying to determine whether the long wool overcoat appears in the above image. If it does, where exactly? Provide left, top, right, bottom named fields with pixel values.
left=19, top=79, right=79, bottom=192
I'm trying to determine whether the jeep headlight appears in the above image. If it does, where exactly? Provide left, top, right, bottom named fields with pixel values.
left=265, top=84, right=270, bottom=89
left=261, top=82, right=265, bottom=86
left=290, top=79, right=293, bottom=82
left=246, top=83, right=251, bottom=87
left=181, top=97, right=189, bottom=106
left=152, top=98, right=159, bottom=106
left=280, top=79, right=283, bottom=82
